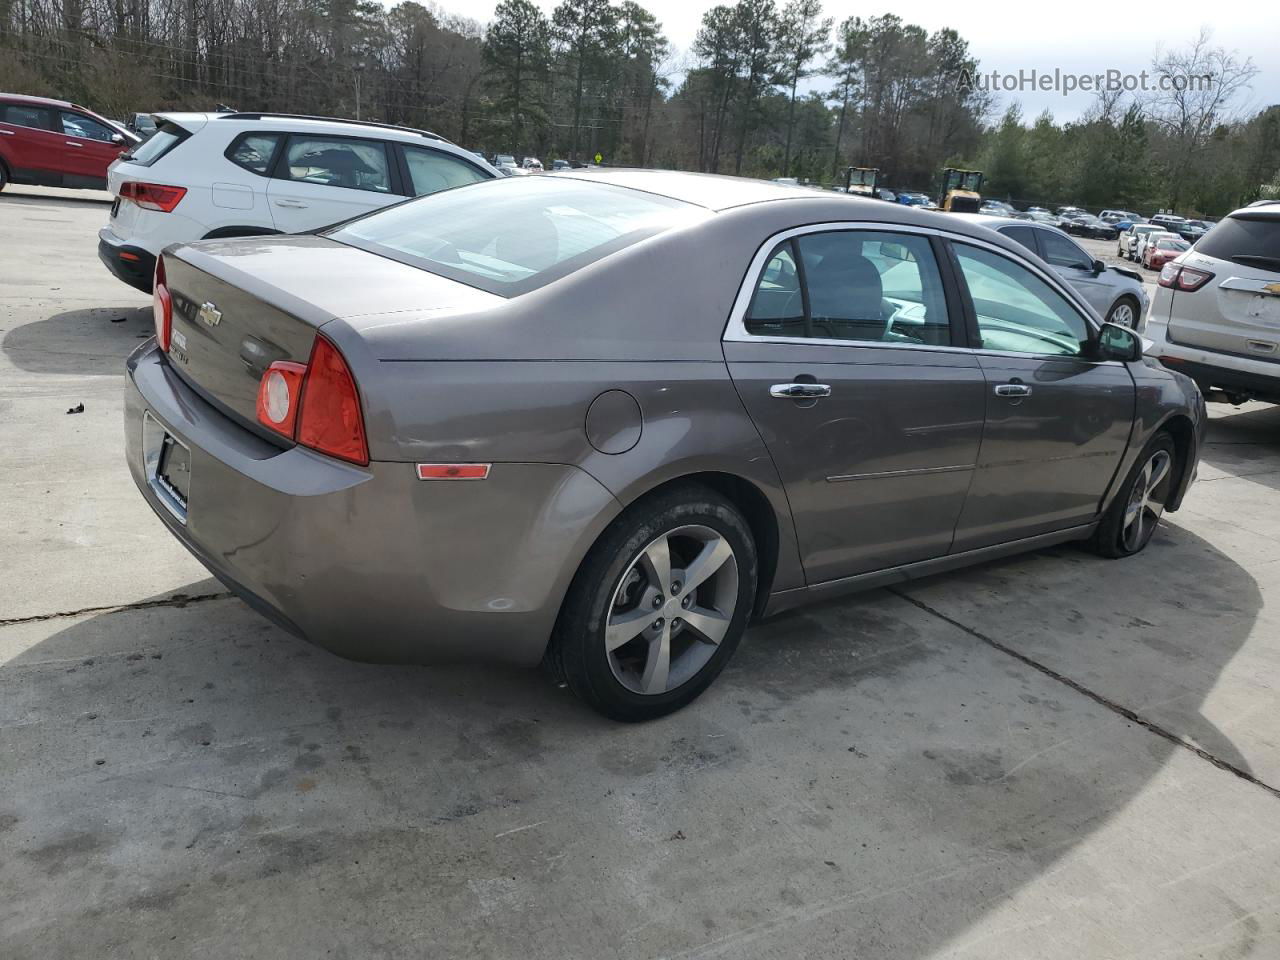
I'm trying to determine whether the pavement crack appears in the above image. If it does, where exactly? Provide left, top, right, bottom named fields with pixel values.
left=889, top=587, right=1280, bottom=802
left=0, top=591, right=231, bottom=627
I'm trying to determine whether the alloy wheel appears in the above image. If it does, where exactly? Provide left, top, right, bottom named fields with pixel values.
left=1122, top=449, right=1172, bottom=552
left=605, top=524, right=738, bottom=696
left=1109, top=302, right=1135, bottom=327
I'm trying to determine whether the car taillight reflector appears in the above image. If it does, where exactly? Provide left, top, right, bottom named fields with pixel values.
left=120, top=181, right=187, bottom=212
left=296, top=335, right=369, bottom=466
left=416, top=464, right=491, bottom=480
left=255, top=361, right=307, bottom=438
left=153, top=256, right=172, bottom=351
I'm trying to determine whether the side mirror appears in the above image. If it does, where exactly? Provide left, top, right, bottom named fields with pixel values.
left=1092, top=259, right=1106, bottom=275
left=1097, top=321, right=1142, bottom=362
left=111, top=133, right=126, bottom=144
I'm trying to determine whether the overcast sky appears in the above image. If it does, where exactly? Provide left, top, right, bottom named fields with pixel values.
left=451, top=0, right=1279, bottom=123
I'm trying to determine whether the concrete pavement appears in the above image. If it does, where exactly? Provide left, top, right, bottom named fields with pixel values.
left=3, top=186, right=1280, bottom=959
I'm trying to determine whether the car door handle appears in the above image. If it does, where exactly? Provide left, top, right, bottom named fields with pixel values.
left=64, top=140, right=83, bottom=147
left=994, top=383, right=1032, bottom=398
left=274, top=199, right=307, bottom=208
left=770, top=382, right=832, bottom=399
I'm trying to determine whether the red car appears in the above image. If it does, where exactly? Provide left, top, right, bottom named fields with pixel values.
left=0, top=93, right=139, bottom=192
left=1143, top=236, right=1191, bottom=270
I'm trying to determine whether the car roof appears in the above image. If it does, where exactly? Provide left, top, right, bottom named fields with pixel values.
left=0, top=91, right=78, bottom=109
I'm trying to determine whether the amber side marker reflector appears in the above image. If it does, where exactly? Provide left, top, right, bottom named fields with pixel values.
left=416, top=463, right=491, bottom=480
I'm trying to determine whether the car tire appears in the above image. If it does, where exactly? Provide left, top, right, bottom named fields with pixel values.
left=549, top=484, right=758, bottom=722
left=0, top=162, right=8, bottom=193
left=1106, top=295, right=1140, bottom=328
left=1090, top=432, right=1178, bottom=559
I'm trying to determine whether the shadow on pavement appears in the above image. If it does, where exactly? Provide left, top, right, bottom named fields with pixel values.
left=0, top=514, right=1262, bottom=958
left=2, top=306, right=152, bottom=376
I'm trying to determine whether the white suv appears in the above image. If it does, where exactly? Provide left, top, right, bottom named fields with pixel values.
left=98, top=112, right=498, bottom=291
left=1143, top=202, right=1280, bottom=404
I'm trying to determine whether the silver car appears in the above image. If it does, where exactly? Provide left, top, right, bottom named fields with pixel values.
left=958, top=214, right=1149, bottom=327
left=126, top=171, right=1204, bottom=720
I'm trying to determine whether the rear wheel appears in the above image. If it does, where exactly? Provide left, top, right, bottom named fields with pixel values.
left=1091, top=432, right=1177, bottom=558
left=550, top=485, right=757, bottom=721
left=0, top=162, right=8, bottom=192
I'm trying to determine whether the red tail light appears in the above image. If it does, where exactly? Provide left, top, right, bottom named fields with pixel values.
left=255, top=361, right=307, bottom=438
left=120, top=181, right=187, bottom=212
left=153, top=256, right=172, bottom=350
left=254, top=335, right=368, bottom=464
left=1158, top=263, right=1214, bottom=292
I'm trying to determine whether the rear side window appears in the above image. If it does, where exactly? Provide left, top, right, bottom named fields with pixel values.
left=60, top=111, right=116, bottom=142
left=126, top=123, right=187, bottom=166
left=1000, top=225, right=1038, bottom=255
left=1196, top=214, right=1280, bottom=273
left=1, top=104, right=52, bottom=130
left=330, top=176, right=706, bottom=296
left=746, top=230, right=951, bottom=346
left=283, top=136, right=390, bottom=193
left=403, top=145, right=489, bottom=196
left=226, top=133, right=282, bottom=175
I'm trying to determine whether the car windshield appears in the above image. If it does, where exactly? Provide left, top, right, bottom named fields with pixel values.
left=1158, top=240, right=1190, bottom=250
left=329, top=176, right=709, bottom=296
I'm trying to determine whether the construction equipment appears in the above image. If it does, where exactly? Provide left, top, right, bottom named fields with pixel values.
left=844, top=166, right=880, bottom=197
left=938, top=168, right=984, bottom=213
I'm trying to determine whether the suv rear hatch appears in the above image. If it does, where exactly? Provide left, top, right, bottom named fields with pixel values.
left=107, top=114, right=203, bottom=231
left=159, top=234, right=499, bottom=436
left=1167, top=209, right=1280, bottom=361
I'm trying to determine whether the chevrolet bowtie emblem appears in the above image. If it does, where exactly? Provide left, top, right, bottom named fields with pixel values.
left=196, top=301, right=222, bottom=327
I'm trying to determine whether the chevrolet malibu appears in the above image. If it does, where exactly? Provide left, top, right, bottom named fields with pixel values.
left=126, top=171, right=1205, bottom=721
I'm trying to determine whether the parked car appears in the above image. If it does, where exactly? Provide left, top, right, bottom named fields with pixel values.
left=493, top=153, right=520, bottom=176
left=1026, top=210, right=1067, bottom=228
left=1057, top=205, right=1089, bottom=218
left=1176, top=219, right=1211, bottom=243
left=1143, top=236, right=1191, bottom=270
left=1135, top=230, right=1182, bottom=267
left=896, top=191, right=933, bottom=208
left=552, top=159, right=570, bottom=171
left=98, top=111, right=499, bottom=292
left=522, top=157, right=544, bottom=172
left=1119, top=223, right=1162, bottom=260
left=1063, top=215, right=1119, bottom=240
left=126, top=112, right=159, bottom=139
left=958, top=214, right=1149, bottom=326
left=979, top=199, right=1017, bottom=216
left=1149, top=214, right=1187, bottom=233
left=126, top=170, right=1203, bottom=720
left=0, top=92, right=139, bottom=192
left=1144, top=202, right=1280, bottom=404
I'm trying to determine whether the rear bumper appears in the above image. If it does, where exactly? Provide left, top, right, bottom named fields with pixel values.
left=125, top=342, right=621, bottom=665
left=1146, top=306, right=1280, bottom=403
left=98, top=230, right=155, bottom=293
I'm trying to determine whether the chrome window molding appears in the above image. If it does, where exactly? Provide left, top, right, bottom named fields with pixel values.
left=722, top=220, right=1109, bottom=363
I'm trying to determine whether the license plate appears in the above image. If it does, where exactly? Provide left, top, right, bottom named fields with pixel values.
left=1247, top=294, right=1280, bottom=326
left=157, top=433, right=191, bottom=509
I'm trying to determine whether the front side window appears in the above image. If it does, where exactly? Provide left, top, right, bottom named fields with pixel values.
left=1038, top=230, right=1092, bottom=270
left=61, top=111, right=116, bottom=142
left=329, top=176, right=707, bottom=296
left=227, top=133, right=282, bottom=175
left=403, top=146, right=489, bottom=196
left=953, top=243, right=1089, bottom=357
left=283, top=136, right=390, bottom=193
left=1, top=104, right=52, bottom=130
left=745, top=230, right=950, bottom=346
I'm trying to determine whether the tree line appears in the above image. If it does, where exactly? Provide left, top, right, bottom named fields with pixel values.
left=1, top=0, right=1276, bottom=215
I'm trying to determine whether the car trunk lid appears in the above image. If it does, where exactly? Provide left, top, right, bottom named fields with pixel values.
left=159, top=235, right=500, bottom=435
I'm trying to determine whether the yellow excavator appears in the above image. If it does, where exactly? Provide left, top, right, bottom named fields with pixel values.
left=844, top=166, right=880, bottom=198
left=938, top=168, right=984, bottom=212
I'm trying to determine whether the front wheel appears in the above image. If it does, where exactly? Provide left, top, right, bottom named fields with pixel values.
left=1106, top=296, right=1139, bottom=328
left=1091, top=432, right=1177, bottom=558
left=549, top=485, right=757, bottom=721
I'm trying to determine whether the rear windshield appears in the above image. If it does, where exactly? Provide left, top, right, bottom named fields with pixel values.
left=328, top=176, right=708, bottom=296
left=124, top=123, right=187, bottom=166
left=1196, top=213, right=1280, bottom=272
